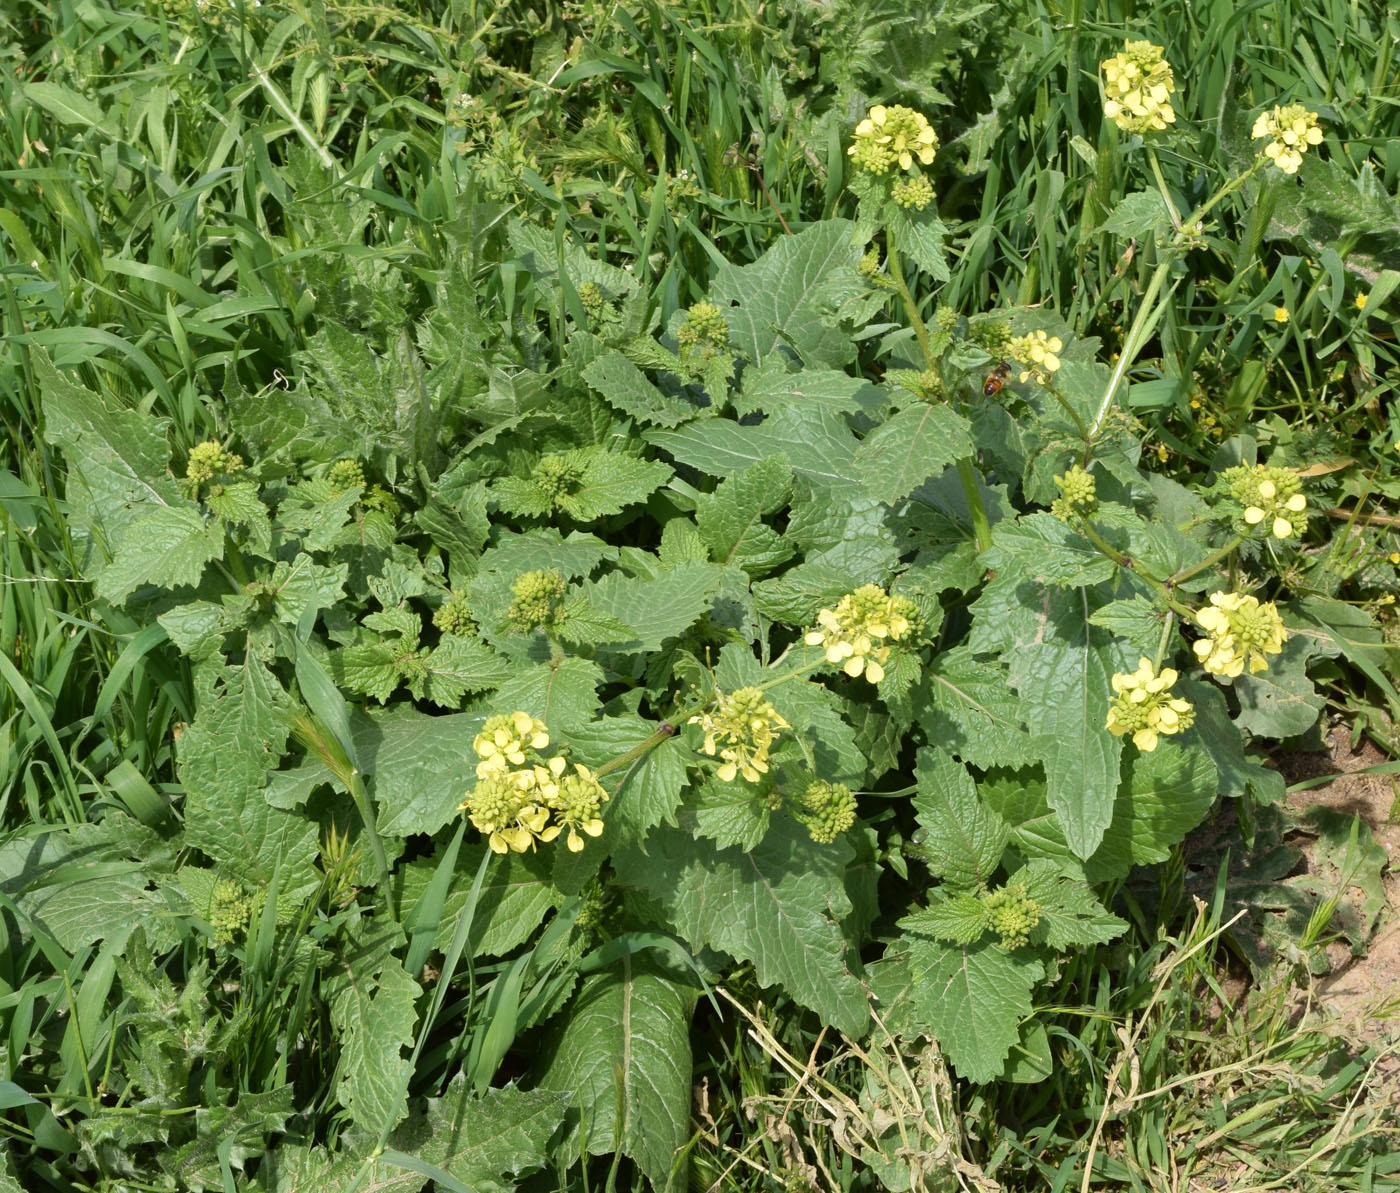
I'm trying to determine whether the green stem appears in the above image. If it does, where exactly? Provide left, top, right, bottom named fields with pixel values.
left=1169, top=534, right=1244, bottom=588
left=1076, top=517, right=1194, bottom=620
left=886, top=243, right=993, bottom=552
left=1152, top=610, right=1176, bottom=672
left=1146, top=147, right=1182, bottom=230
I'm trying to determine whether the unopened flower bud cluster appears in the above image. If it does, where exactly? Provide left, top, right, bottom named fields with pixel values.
left=505, top=569, right=568, bottom=633
left=675, top=301, right=730, bottom=364
left=797, top=779, right=857, bottom=844
left=981, top=882, right=1041, bottom=950
left=1050, top=465, right=1098, bottom=522
left=461, top=712, right=609, bottom=853
left=185, top=440, right=244, bottom=489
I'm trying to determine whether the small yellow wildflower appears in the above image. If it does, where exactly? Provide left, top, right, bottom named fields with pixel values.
left=1355, top=292, right=1369, bottom=310
left=1100, top=40, right=1178, bottom=134
left=1389, top=551, right=1399, bottom=565
left=473, top=711, right=550, bottom=779
left=1273, top=306, right=1290, bottom=324
left=689, top=686, right=790, bottom=783
left=847, top=104, right=938, bottom=175
left=1193, top=591, right=1287, bottom=679
left=1251, top=104, right=1323, bottom=174
left=804, top=585, right=918, bottom=683
left=1007, top=330, right=1064, bottom=385
left=552, top=764, right=610, bottom=851
left=1106, top=658, right=1195, bottom=752
left=461, top=773, right=555, bottom=854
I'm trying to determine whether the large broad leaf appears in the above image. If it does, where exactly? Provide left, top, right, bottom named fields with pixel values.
left=1232, top=636, right=1325, bottom=739
left=95, top=504, right=223, bottom=604
left=916, top=646, right=1034, bottom=769
left=580, top=561, right=722, bottom=652
left=695, top=455, right=794, bottom=574
left=537, top=955, right=696, bottom=1191
left=36, top=347, right=179, bottom=557
left=983, top=513, right=1118, bottom=588
left=180, top=659, right=319, bottom=899
left=493, top=657, right=602, bottom=734
left=711, top=220, right=862, bottom=367
left=880, top=935, right=1041, bottom=1083
left=398, top=846, right=562, bottom=959
left=854, top=403, right=972, bottom=505
left=1010, top=636, right=1125, bottom=859
left=330, top=953, right=419, bottom=1140
left=1085, top=742, right=1219, bottom=884
left=911, top=748, right=1009, bottom=888
left=620, top=820, right=869, bottom=1035
left=582, top=350, right=698, bottom=427
left=647, top=405, right=861, bottom=491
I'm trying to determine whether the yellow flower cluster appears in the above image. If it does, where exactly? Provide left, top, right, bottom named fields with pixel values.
left=848, top=104, right=938, bottom=177
left=1221, top=463, right=1308, bottom=540
left=1008, top=330, right=1063, bottom=385
left=461, top=712, right=609, bottom=853
left=690, top=686, right=790, bottom=783
left=804, top=585, right=917, bottom=683
left=1050, top=464, right=1098, bottom=522
left=1251, top=104, right=1323, bottom=174
left=1100, top=40, right=1178, bottom=134
left=1105, top=658, right=1195, bottom=752
left=1193, top=592, right=1287, bottom=678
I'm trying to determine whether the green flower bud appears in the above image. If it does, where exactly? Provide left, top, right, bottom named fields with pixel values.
left=1050, top=465, right=1098, bottom=521
left=505, top=569, right=568, bottom=633
left=798, top=779, right=857, bottom=844
left=981, top=882, right=1041, bottom=950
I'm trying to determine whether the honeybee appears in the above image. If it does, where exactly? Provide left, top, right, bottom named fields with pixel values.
left=982, top=361, right=1012, bottom=397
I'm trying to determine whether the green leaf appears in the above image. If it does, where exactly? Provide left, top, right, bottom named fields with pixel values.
left=582, top=349, right=699, bottom=426
left=900, top=893, right=990, bottom=945
left=558, top=449, right=673, bottom=522
left=37, top=347, right=179, bottom=554
left=580, top=561, right=722, bottom=651
left=885, top=206, right=950, bottom=280
left=853, top=402, right=972, bottom=505
left=911, top=748, right=1010, bottom=888
left=493, top=658, right=602, bottom=734
left=1088, top=595, right=1168, bottom=657
left=711, top=219, right=862, bottom=366
left=409, top=635, right=512, bottom=708
left=360, top=706, right=485, bottom=838
left=685, top=778, right=772, bottom=851
left=94, top=504, right=223, bottom=603
left=23, top=81, right=105, bottom=126
left=752, top=561, right=863, bottom=623
left=537, top=955, right=696, bottom=1191
left=695, top=455, right=794, bottom=574
left=620, top=820, right=868, bottom=1035
left=399, top=846, right=563, bottom=959
left=1180, top=680, right=1285, bottom=803
left=180, top=659, right=318, bottom=897
left=983, top=513, right=1118, bottom=588
left=330, top=948, right=419, bottom=1138
left=890, top=935, right=1040, bottom=1083
left=647, top=405, right=861, bottom=490
left=19, top=873, right=168, bottom=953
left=1098, top=190, right=1172, bottom=240
left=1085, top=742, right=1219, bottom=884
left=390, top=1080, right=569, bottom=1193
left=1010, top=637, right=1124, bottom=859
left=332, top=642, right=403, bottom=703
left=917, top=647, right=1034, bottom=769
left=555, top=596, right=638, bottom=646
left=562, top=716, right=687, bottom=849
left=484, top=528, right=617, bottom=580
left=735, top=362, right=882, bottom=417
left=1232, top=636, right=1325, bottom=739
left=978, top=772, right=1076, bottom=871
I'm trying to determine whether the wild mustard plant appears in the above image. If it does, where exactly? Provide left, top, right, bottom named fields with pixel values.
left=1105, top=659, right=1195, bottom=752
left=1100, top=40, right=1178, bottom=134
left=804, top=585, right=918, bottom=683
left=1220, top=463, right=1309, bottom=540
left=689, top=686, right=789, bottom=783
left=1193, top=592, right=1289, bottom=678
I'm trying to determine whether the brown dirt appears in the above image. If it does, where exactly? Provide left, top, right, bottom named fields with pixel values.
left=1276, top=724, right=1400, bottom=1049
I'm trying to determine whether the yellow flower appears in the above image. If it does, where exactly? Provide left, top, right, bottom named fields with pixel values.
left=1273, top=306, right=1290, bottom=323
left=804, top=585, right=917, bottom=684
left=1007, top=330, right=1064, bottom=385
left=1355, top=292, right=1369, bottom=310
left=1251, top=104, right=1323, bottom=174
left=1193, top=591, right=1287, bottom=679
left=1106, top=658, right=1195, bottom=751
left=848, top=104, right=939, bottom=175
left=1100, top=40, right=1178, bottom=134
left=690, top=686, right=790, bottom=783
left=460, top=774, right=555, bottom=854
left=551, top=764, right=609, bottom=852
left=473, top=711, right=550, bottom=778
